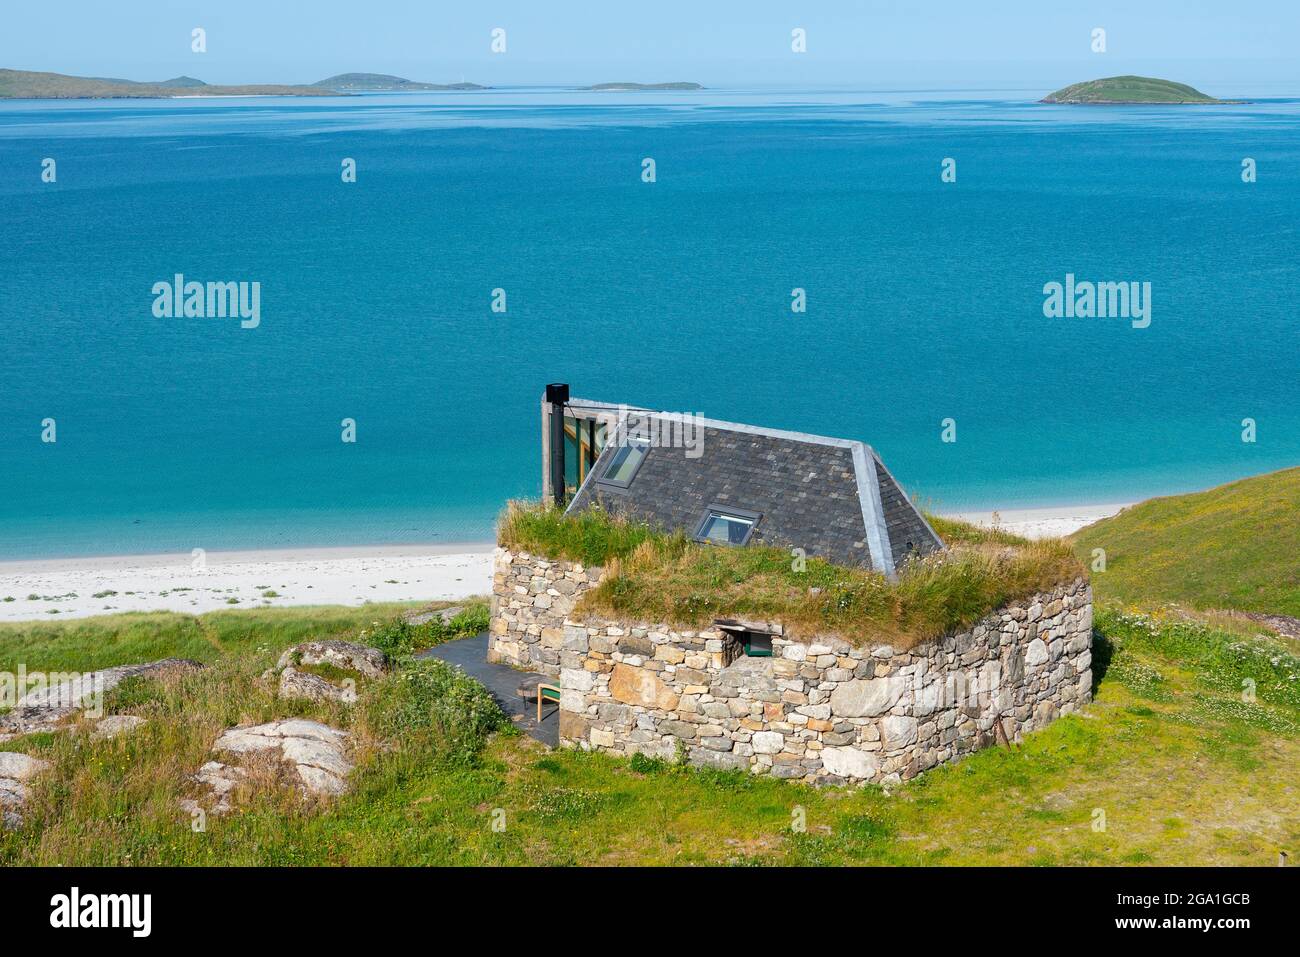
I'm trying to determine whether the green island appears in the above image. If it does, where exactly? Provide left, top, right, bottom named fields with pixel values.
left=0, top=68, right=331, bottom=99
left=0, top=68, right=486, bottom=99
left=1, top=467, right=1296, bottom=865
left=1042, top=74, right=1240, bottom=104
left=583, top=82, right=703, bottom=91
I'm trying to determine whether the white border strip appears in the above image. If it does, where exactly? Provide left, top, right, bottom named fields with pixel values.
left=852, top=443, right=895, bottom=576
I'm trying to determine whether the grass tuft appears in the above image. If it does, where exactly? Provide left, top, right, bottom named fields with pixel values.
left=498, top=498, right=669, bottom=567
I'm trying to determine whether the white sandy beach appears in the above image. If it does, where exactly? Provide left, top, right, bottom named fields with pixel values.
left=0, top=504, right=1129, bottom=622
left=0, top=544, right=495, bottom=623
left=945, top=502, right=1131, bottom=541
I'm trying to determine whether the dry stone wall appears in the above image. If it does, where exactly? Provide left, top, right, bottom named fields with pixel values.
left=488, top=549, right=603, bottom=676
left=489, top=549, right=1093, bottom=784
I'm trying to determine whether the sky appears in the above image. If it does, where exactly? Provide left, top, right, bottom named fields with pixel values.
left=2, top=0, right=1297, bottom=93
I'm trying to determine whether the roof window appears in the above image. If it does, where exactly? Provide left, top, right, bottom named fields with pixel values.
left=597, top=437, right=650, bottom=488
left=694, top=505, right=760, bottom=546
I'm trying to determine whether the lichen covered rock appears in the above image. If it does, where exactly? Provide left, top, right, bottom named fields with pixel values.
left=0, top=751, right=51, bottom=829
left=186, top=719, right=354, bottom=815
left=275, top=639, right=387, bottom=679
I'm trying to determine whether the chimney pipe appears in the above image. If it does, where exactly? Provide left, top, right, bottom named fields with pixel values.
left=546, top=383, right=569, bottom=507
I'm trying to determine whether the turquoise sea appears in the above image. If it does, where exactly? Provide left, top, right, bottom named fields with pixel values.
left=1, top=87, right=1297, bottom=559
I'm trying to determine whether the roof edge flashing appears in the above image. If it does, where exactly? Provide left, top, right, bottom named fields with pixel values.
left=851, top=442, right=895, bottom=576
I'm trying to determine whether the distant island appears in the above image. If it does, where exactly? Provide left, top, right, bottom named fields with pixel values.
left=0, top=68, right=711, bottom=99
left=0, top=68, right=712, bottom=98
left=0, top=69, right=332, bottom=99
left=583, top=82, right=703, bottom=91
left=1042, top=75, right=1241, bottom=104
left=0, top=68, right=486, bottom=99
left=313, top=73, right=485, bottom=92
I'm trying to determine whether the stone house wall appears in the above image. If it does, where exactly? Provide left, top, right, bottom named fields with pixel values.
left=488, top=549, right=604, bottom=676
left=489, top=549, right=1093, bottom=784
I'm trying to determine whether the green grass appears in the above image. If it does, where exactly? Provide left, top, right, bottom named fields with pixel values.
left=1071, top=467, right=1300, bottom=617
left=2, top=605, right=1294, bottom=865
left=501, top=500, right=1084, bottom=648
left=925, top=513, right=1040, bottom=547
left=0, top=648, right=510, bottom=865
left=499, top=498, right=666, bottom=566
left=1043, top=75, right=1224, bottom=104
left=359, top=605, right=490, bottom=657
left=0, top=599, right=486, bottom=675
left=2, top=474, right=1295, bottom=866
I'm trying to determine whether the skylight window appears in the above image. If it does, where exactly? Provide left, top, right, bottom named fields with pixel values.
left=597, top=437, right=649, bottom=488
left=694, top=506, right=760, bottom=546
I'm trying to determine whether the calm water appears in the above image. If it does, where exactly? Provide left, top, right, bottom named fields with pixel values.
left=1, top=88, right=1298, bottom=559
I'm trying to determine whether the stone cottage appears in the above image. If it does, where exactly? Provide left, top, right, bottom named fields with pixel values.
left=495, top=386, right=1093, bottom=784
left=490, top=549, right=1093, bottom=785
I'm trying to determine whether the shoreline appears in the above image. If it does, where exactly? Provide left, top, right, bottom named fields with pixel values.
left=944, top=502, right=1131, bottom=540
left=0, top=544, right=495, bottom=623
left=0, top=504, right=1126, bottom=623
left=0, top=540, right=495, bottom=574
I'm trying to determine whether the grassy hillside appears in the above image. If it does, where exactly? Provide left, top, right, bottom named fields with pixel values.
left=1071, top=467, right=1300, bottom=617
left=1, top=604, right=1294, bottom=865
left=0, top=68, right=332, bottom=99
left=1042, top=75, right=1226, bottom=104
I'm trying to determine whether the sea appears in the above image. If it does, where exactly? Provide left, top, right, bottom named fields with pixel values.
left=1, top=86, right=1297, bottom=559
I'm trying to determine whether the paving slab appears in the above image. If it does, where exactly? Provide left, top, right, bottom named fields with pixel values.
left=416, top=633, right=558, bottom=747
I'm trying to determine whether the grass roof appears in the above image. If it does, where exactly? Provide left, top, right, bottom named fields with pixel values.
left=498, top=501, right=1085, bottom=649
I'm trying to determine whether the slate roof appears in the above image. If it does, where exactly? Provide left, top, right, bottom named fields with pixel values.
left=564, top=409, right=943, bottom=574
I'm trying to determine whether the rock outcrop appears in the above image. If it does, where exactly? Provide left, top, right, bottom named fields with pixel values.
left=183, top=719, right=353, bottom=815
left=275, top=640, right=386, bottom=678
left=0, top=751, right=51, bottom=828
left=404, top=604, right=464, bottom=627
left=279, top=667, right=357, bottom=704
left=271, top=639, right=386, bottom=704
left=0, top=658, right=201, bottom=742
left=90, top=715, right=147, bottom=741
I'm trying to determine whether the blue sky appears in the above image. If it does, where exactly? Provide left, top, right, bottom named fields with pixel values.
left=3, top=0, right=1297, bottom=92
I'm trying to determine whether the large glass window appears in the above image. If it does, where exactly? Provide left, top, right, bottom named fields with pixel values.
left=695, top=506, right=760, bottom=546
left=563, top=415, right=601, bottom=497
left=598, top=438, right=649, bottom=488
